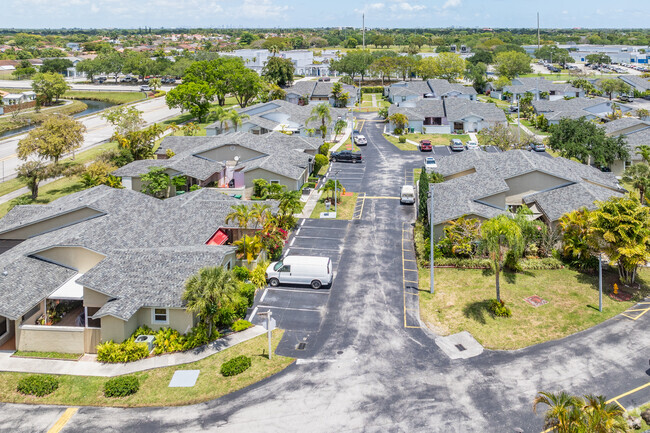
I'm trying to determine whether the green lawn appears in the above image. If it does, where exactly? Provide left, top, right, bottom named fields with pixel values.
left=13, top=351, right=81, bottom=360
left=477, top=95, right=510, bottom=109
left=520, top=119, right=549, bottom=136
left=0, top=175, right=89, bottom=218
left=419, top=267, right=650, bottom=350
left=629, top=402, right=650, bottom=430
left=0, top=331, right=293, bottom=407
left=62, top=91, right=144, bottom=105
left=310, top=193, right=358, bottom=220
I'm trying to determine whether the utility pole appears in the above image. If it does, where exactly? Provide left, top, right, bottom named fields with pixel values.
left=362, top=14, right=365, bottom=49
left=537, top=12, right=540, bottom=51
left=429, top=187, right=434, bottom=295
left=598, top=254, right=603, bottom=312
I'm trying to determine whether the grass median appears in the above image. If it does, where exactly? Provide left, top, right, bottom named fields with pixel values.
left=62, top=90, right=144, bottom=105
left=418, top=267, right=649, bottom=350
left=0, top=330, right=293, bottom=407
left=310, top=192, right=358, bottom=220
left=12, top=351, right=82, bottom=360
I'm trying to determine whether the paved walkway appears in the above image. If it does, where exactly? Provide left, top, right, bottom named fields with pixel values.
left=0, top=326, right=266, bottom=377
left=468, top=132, right=479, bottom=143
left=371, top=94, right=377, bottom=108
left=514, top=119, right=547, bottom=142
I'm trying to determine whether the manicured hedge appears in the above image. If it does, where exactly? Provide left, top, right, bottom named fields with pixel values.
left=96, top=340, right=149, bottom=363
left=361, top=86, right=384, bottom=94
left=432, top=257, right=563, bottom=270
left=220, top=355, right=252, bottom=377
left=17, top=375, right=59, bottom=397
left=103, top=375, right=139, bottom=398
left=231, top=319, right=253, bottom=332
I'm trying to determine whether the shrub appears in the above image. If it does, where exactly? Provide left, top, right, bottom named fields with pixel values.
left=189, top=184, right=201, bottom=192
left=103, top=375, right=139, bottom=398
left=313, top=154, right=328, bottom=176
left=238, top=282, right=256, bottom=307
left=153, top=327, right=184, bottom=355
left=250, top=260, right=269, bottom=288
left=253, top=179, right=268, bottom=198
left=519, top=258, right=564, bottom=270
left=220, top=355, right=252, bottom=376
left=233, top=266, right=251, bottom=281
left=394, top=127, right=403, bottom=135
left=17, top=375, right=59, bottom=397
left=360, top=86, right=384, bottom=94
left=308, top=176, right=319, bottom=183
left=302, top=182, right=316, bottom=189
left=398, top=136, right=406, bottom=143
left=182, top=323, right=216, bottom=350
left=488, top=299, right=512, bottom=318
left=318, top=143, right=330, bottom=155
left=231, top=319, right=253, bottom=332
left=130, top=325, right=155, bottom=339
left=434, top=257, right=493, bottom=269
left=97, top=340, right=149, bottom=363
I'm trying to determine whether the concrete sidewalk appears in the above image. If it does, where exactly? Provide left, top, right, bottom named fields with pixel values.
left=0, top=325, right=266, bottom=377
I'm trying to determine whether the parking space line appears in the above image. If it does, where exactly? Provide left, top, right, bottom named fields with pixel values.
left=404, top=268, right=418, bottom=272
left=257, top=305, right=321, bottom=312
left=404, top=280, right=419, bottom=284
left=267, top=287, right=330, bottom=295
left=292, top=236, right=343, bottom=241
left=260, top=289, right=269, bottom=303
left=620, top=302, right=650, bottom=320
left=402, top=221, right=421, bottom=329
left=289, top=246, right=341, bottom=253
left=364, top=196, right=401, bottom=199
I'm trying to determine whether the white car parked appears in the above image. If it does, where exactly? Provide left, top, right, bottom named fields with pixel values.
left=465, top=141, right=480, bottom=150
left=424, top=156, right=437, bottom=173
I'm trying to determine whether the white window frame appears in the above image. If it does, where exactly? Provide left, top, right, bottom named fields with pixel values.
left=151, top=308, right=169, bottom=325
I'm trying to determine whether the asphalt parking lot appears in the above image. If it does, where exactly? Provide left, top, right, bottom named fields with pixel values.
left=326, top=160, right=366, bottom=192
left=249, top=218, right=347, bottom=339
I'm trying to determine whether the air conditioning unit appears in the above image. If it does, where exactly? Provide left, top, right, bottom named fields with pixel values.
left=134, top=335, right=155, bottom=353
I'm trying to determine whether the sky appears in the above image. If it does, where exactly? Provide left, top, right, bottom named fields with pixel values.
left=4, top=0, right=650, bottom=29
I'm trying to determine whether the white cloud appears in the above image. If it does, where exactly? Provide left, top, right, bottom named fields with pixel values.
left=390, top=1, right=426, bottom=12
left=240, top=0, right=289, bottom=18
left=442, top=0, right=461, bottom=9
left=354, top=3, right=385, bottom=14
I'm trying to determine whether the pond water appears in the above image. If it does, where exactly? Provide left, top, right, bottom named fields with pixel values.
left=0, top=99, right=116, bottom=139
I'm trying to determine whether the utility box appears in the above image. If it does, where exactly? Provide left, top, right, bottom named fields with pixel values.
left=134, top=335, right=155, bottom=353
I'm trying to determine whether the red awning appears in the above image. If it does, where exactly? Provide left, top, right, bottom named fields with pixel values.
left=206, top=229, right=228, bottom=246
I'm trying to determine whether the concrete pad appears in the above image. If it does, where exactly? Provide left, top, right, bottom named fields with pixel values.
left=168, top=370, right=200, bottom=387
left=320, top=212, right=337, bottom=219
left=434, top=331, right=484, bottom=360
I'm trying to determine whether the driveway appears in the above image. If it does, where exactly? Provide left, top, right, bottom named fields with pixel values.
left=3, top=113, right=649, bottom=433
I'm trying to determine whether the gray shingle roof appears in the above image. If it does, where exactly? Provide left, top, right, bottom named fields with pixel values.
left=387, top=79, right=476, bottom=99
left=601, top=117, right=650, bottom=135
left=431, top=150, right=623, bottom=226
left=0, top=186, right=272, bottom=321
left=507, top=77, right=581, bottom=94
left=618, top=75, right=650, bottom=92
left=388, top=98, right=506, bottom=123
left=116, top=132, right=317, bottom=182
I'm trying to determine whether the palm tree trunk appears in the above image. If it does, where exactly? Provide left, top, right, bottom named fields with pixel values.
left=495, top=263, right=501, bottom=302
left=640, top=188, right=645, bottom=205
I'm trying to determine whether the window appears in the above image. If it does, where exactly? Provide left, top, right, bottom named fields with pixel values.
left=424, top=117, right=442, bottom=126
left=152, top=308, right=168, bottom=324
left=279, top=265, right=291, bottom=272
left=270, top=180, right=280, bottom=185
left=0, top=316, right=6, bottom=338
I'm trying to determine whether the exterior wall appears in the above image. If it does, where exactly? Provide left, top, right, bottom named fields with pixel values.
left=17, top=325, right=85, bottom=354
left=423, top=125, right=451, bottom=134
left=0, top=316, right=14, bottom=347
left=610, top=159, right=626, bottom=176
left=198, top=145, right=265, bottom=162
left=504, top=171, right=569, bottom=205
left=137, top=308, right=194, bottom=334
left=2, top=101, right=36, bottom=113
left=34, top=246, right=105, bottom=272
left=83, top=287, right=109, bottom=309
left=244, top=168, right=302, bottom=191
left=84, top=328, right=101, bottom=353
left=478, top=192, right=506, bottom=208
left=122, top=177, right=133, bottom=190
left=445, top=168, right=477, bottom=180
left=0, top=207, right=103, bottom=240
left=100, top=315, right=128, bottom=343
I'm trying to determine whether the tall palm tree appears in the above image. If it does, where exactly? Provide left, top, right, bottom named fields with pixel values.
left=481, top=214, right=523, bottom=302
left=307, top=103, right=332, bottom=139
left=558, top=208, right=594, bottom=266
left=582, top=394, right=627, bottom=433
left=233, top=234, right=263, bottom=263
left=319, top=179, right=343, bottom=203
left=183, top=266, right=238, bottom=338
left=533, top=391, right=585, bottom=433
left=636, top=144, right=650, bottom=164
left=225, top=204, right=252, bottom=228
left=250, top=203, right=271, bottom=228
left=330, top=82, right=343, bottom=107
left=278, top=190, right=302, bottom=216
left=387, top=112, right=409, bottom=133
left=622, top=163, right=650, bottom=204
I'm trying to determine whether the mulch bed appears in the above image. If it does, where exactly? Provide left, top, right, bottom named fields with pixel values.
left=609, top=291, right=634, bottom=302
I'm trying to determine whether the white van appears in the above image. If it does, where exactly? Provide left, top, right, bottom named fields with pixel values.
left=266, top=256, right=333, bottom=289
left=400, top=185, right=415, bottom=204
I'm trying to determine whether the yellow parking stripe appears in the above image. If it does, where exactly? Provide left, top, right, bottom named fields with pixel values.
left=48, top=408, right=78, bottom=433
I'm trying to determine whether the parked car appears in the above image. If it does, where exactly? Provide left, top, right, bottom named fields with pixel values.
left=528, top=142, right=546, bottom=152
left=450, top=139, right=464, bottom=152
left=330, top=150, right=362, bottom=163
left=509, top=105, right=519, bottom=113
left=120, top=76, right=137, bottom=83
left=95, top=77, right=107, bottom=84
left=318, top=76, right=331, bottom=82
left=140, top=85, right=151, bottom=92
left=419, top=139, right=432, bottom=152
left=619, top=95, right=634, bottom=102
left=424, top=157, right=437, bottom=173
left=465, top=141, right=479, bottom=150
left=266, top=256, right=333, bottom=290
left=400, top=185, right=415, bottom=204
left=354, top=135, right=368, bottom=146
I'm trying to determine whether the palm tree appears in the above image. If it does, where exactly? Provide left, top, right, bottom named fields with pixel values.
left=558, top=208, right=594, bottom=267
left=533, top=391, right=585, bottom=433
left=636, top=108, right=649, bottom=119
left=582, top=394, right=627, bottom=433
left=334, top=119, right=347, bottom=139
left=319, top=178, right=343, bottom=203
left=636, top=144, right=650, bottom=164
left=307, top=103, right=332, bottom=139
left=330, top=82, right=343, bottom=107
left=622, top=163, right=650, bottom=204
left=225, top=110, right=250, bottom=133
left=250, top=203, right=271, bottom=228
left=481, top=214, right=523, bottom=303
left=269, top=45, right=281, bottom=57
left=233, top=234, right=263, bottom=263
left=182, top=266, right=238, bottom=338
left=387, top=113, right=409, bottom=134
left=225, top=204, right=252, bottom=228
left=278, top=190, right=302, bottom=216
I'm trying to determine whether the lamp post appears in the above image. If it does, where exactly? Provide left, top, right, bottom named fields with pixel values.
left=598, top=253, right=603, bottom=312
left=429, top=187, right=434, bottom=295
left=334, top=170, right=340, bottom=217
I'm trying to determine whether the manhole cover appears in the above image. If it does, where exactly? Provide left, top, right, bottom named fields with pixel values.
left=455, top=344, right=466, bottom=352
left=337, top=351, right=343, bottom=355
left=525, top=295, right=548, bottom=307
left=296, top=342, right=306, bottom=350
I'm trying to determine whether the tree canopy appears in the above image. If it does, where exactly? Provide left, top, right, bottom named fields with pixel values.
left=495, top=51, right=532, bottom=79
left=17, top=114, right=86, bottom=163
left=262, top=56, right=294, bottom=87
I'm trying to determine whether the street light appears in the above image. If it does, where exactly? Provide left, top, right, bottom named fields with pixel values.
left=333, top=169, right=341, bottom=217
left=598, top=253, right=603, bottom=312
left=429, top=186, right=434, bottom=295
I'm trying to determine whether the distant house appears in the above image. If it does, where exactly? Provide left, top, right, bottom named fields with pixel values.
left=205, top=99, right=348, bottom=138
left=385, top=79, right=477, bottom=104
left=114, top=132, right=320, bottom=197
left=532, top=98, right=634, bottom=125
left=617, top=75, right=650, bottom=93
left=600, top=117, right=650, bottom=175
left=284, top=80, right=357, bottom=107
left=387, top=98, right=506, bottom=134
left=66, top=42, right=81, bottom=52
left=429, top=150, right=625, bottom=239
left=0, top=186, right=279, bottom=353
left=489, top=77, right=584, bottom=102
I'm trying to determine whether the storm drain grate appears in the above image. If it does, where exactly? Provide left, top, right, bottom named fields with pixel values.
left=296, top=342, right=307, bottom=350
left=455, top=344, right=466, bottom=352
